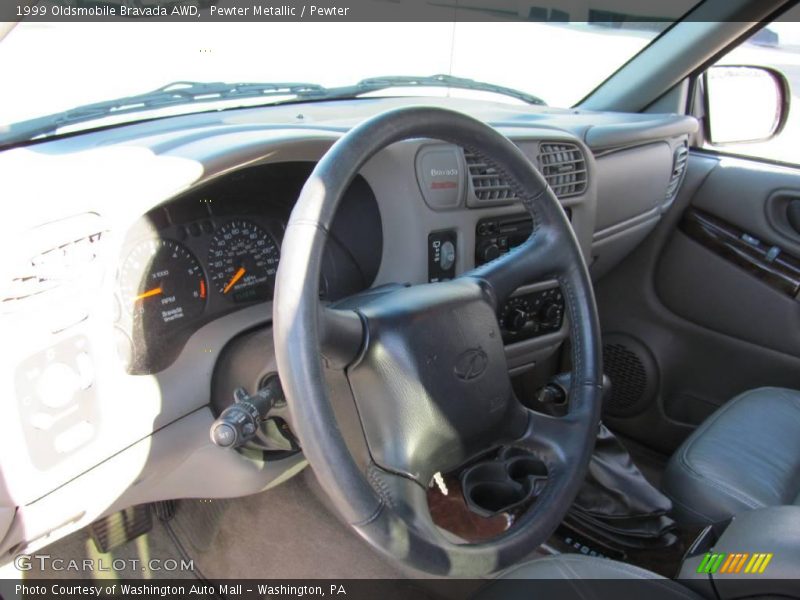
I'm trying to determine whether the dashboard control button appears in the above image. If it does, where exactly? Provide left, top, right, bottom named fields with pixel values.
left=539, top=300, right=562, bottom=325
left=15, top=335, right=100, bottom=468
left=75, top=352, right=94, bottom=390
left=428, top=230, right=457, bottom=282
left=30, top=412, right=56, bottom=431
left=507, top=307, right=528, bottom=332
left=36, top=362, right=79, bottom=410
left=53, top=421, right=94, bottom=454
left=497, top=287, right=564, bottom=342
left=211, top=422, right=237, bottom=447
left=499, top=297, right=534, bottom=334
left=210, top=378, right=285, bottom=450
left=479, top=243, right=502, bottom=263
left=439, top=240, right=456, bottom=271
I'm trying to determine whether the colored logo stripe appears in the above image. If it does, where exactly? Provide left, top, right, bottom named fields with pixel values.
left=697, top=553, right=726, bottom=574
left=698, top=552, right=773, bottom=574
left=745, top=553, right=773, bottom=574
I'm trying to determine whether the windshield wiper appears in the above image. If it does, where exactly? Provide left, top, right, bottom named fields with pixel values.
left=0, top=80, right=329, bottom=146
left=319, top=74, right=546, bottom=106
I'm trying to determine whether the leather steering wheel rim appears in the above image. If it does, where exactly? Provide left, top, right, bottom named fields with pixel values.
left=274, top=106, right=603, bottom=577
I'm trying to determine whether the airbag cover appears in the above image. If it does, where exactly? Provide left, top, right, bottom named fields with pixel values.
left=347, top=278, right=525, bottom=482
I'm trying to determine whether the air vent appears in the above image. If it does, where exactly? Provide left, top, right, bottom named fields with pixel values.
left=2, top=214, right=107, bottom=315
left=538, top=142, right=588, bottom=198
left=464, top=149, right=518, bottom=203
left=4, top=233, right=105, bottom=302
left=665, top=143, right=689, bottom=200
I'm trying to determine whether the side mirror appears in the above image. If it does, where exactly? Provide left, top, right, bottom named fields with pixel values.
left=704, top=65, right=790, bottom=145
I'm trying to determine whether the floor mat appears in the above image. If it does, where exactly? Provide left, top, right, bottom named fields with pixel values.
left=8, top=468, right=404, bottom=581
left=168, top=498, right=231, bottom=554
left=187, top=468, right=405, bottom=580
left=7, top=461, right=692, bottom=585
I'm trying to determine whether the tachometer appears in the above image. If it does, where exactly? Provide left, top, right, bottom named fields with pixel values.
left=119, top=239, right=207, bottom=331
left=208, top=220, right=280, bottom=303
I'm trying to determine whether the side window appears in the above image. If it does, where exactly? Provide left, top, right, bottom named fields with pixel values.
left=701, top=16, right=799, bottom=166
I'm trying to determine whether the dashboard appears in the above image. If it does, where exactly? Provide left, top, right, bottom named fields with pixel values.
left=115, top=162, right=382, bottom=373
left=0, top=95, right=697, bottom=558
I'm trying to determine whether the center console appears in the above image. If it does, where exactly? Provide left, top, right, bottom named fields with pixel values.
left=475, top=214, right=566, bottom=344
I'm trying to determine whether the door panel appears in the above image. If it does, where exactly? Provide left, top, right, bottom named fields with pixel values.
left=657, top=156, right=800, bottom=357
left=595, top=152, right=800, bottom=455
left=689, top=159, right=800, bottom=257
left=655, top=214, right=800, bottom=356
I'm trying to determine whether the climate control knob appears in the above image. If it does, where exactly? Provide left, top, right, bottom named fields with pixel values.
left=539, top=300, right=562, bottom=327
left=507, top=308, right=528, bottom=332
left=499, top=298, right=533, bottom=334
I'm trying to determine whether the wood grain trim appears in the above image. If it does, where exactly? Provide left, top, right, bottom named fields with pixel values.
left=679, top=208, right=800, bottom=298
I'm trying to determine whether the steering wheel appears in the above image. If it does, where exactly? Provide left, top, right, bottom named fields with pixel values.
left=273, top=106, right=602, bottom=577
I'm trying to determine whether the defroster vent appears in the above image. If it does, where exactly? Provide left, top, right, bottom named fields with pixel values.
left=538, top=142, right=588, bottom=198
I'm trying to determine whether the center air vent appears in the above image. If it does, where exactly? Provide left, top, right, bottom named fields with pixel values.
left=665, top=143, right=689, bottom=201
left=538, top=142, right=588, bottom=198
left=464, top=149, right=518, bottom=203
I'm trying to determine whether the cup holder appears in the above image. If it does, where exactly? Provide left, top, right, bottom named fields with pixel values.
left=469, top=482, right=525, bottom=514
left=461, top=448, right=548, bottom=517
left=507, top=457, right=547, bottom=482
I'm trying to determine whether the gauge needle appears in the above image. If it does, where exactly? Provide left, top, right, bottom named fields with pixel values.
left=223, top=267, right=246, bottom=294
left=135, top=287, right=162, bottom=301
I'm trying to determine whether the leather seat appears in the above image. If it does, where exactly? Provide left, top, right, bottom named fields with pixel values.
left=475, top=555, right=701, bottom=599
left=663, top=387, right=800, bottom=527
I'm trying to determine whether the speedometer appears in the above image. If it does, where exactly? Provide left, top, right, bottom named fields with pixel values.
left=208, top=219, right=280, bottom=303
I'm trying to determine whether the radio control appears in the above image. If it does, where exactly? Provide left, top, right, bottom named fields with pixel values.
left=475, top=214, right=533, bottom=267
left=477, top=214, right=565, bottom=344
left=479, top=242, right=502, bottom=263
left=475, top=211, right=570, bottom=269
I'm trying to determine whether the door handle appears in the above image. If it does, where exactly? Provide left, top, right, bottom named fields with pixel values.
left=788, top=199, right=800, bottom=234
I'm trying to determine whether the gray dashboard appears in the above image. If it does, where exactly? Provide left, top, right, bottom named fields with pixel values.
left=0, top=96, right=696, bottom=557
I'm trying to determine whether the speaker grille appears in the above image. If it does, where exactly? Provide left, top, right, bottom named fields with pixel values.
left=603, top=342, right=647, bottom=416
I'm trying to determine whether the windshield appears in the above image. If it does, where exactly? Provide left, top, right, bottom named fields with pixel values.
left=0, top=15, right=692, bottom=142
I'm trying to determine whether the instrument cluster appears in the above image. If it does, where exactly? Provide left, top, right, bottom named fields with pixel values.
left=114, top=162, right=383, bottom=374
